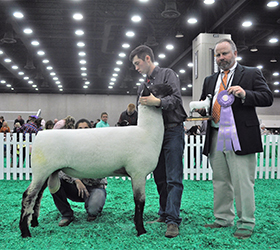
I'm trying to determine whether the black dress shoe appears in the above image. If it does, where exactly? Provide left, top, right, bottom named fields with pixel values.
left=58, top=217, right=74, bottom=227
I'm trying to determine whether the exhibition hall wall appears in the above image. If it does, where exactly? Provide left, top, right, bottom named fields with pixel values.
left=0, top=93, right=279, bottom=128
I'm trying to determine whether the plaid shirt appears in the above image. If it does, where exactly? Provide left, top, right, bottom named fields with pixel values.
left=18, top=122, right=42, bottom=141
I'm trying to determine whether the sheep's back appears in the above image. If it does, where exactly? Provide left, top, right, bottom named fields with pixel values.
left=31, top=125, right=163, bottom=179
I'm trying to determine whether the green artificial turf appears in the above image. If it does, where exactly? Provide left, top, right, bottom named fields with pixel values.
left=0, top=178, right=280, bottom=250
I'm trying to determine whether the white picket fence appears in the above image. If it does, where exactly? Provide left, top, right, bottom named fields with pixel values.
left=0, top=133, right=279, bottom=181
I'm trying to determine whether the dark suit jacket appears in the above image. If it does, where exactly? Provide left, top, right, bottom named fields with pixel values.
left=201, top=63, right=273, bottom=156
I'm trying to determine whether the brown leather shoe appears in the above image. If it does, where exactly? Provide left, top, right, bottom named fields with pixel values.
left=233, top=228, right=253, bottom=239
left=204, top=222, right=231, bottom=228
left=146, top=217, right=166, bottom=224
left=165, top=223, right=179, bottom=238
left=58, top=217, right=74, bottom=227
left=87, top=215, right=97, bottom=222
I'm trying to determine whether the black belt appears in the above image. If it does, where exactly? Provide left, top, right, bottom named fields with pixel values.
left=164, top=122, right=182, bottom=129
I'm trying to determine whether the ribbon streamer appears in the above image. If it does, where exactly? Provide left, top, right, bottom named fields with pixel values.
left=216, top=90, right=241, bottom=151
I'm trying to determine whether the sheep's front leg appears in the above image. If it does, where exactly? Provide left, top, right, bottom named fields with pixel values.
left=132, top=177, right=147, bottom=236
left=134, top=197, right=146, bottom=236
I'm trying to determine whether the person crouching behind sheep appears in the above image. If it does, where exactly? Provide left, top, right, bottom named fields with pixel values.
left=51, top=118, right=107, bottom=227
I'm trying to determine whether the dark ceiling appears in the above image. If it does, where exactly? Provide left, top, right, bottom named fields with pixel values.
left=0, top=0, right=279, bottom=97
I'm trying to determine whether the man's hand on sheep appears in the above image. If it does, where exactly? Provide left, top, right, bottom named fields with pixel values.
left=139, top=93, right=161, bottom=107
left=75, top=179, right=89, bottom=198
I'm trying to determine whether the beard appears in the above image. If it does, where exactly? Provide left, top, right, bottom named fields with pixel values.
left=217, top=61, right=232, bottom=70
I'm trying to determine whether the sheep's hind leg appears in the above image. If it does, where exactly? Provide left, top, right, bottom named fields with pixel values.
left=131, top=177, right=147, bottom=236
left=31, top=180, right=48, bottom=227
left=19, top=180, right=46, bottom=238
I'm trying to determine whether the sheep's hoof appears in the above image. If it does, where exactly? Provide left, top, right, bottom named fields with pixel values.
left=137, top=229, right=147, bottom=236
left=21, top=232, right=32, bottom=238
left=31, top=219, right=39, bottom=227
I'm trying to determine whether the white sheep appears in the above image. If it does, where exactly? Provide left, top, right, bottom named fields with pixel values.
left=19, top=85, right=170, bottom=238
left=189, top=94, right=212, bottom=117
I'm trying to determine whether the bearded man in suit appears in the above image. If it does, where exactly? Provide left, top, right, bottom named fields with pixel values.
left=198, top=38, right=273, bottom=239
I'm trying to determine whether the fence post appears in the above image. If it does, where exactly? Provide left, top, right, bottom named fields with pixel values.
left=0, top=133, right=4, bottom=179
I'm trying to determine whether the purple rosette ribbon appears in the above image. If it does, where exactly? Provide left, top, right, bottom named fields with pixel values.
left=216, top=90, right=241, bottom=151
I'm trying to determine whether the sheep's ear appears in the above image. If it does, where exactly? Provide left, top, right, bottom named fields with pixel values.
left=141, top=84, right=151, bottom=97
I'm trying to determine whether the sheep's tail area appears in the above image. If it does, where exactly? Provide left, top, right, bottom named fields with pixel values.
left=19, top=178, right=48, bottom=238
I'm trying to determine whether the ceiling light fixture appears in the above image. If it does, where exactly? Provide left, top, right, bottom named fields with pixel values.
left=1, top=21, right=16, bottom=44
left=126, top=31, right=135, bottom=37
left=37, top=50, right=45, bottom=56
left=13, top=12, right=24, bottom=18
left=267, top=1, right=279, bottom=7
left=242, top=21, right=252, bottom=27
left=131, top=15, right=141, bottom=22
left=269, top=38, right=278, bottom=43
left=23, top=28, right=33, bottom=34
left=166, top=44, right=174, bottom=50
left=75, top=30, right=84, bottom=36
left=73, top=13, right=83, bottom=20
left=204, top=0, right=215, bottom=4
left=122, top=43, right=130, bottom=48
left=31, top=40, right=40, bottom=46
left=187, top=18, right=197, bottom=24
left=77, top=42, right=85, bottom=47
left=250, top=46, right=258, bottom=52
left=175, top=31, right=184, bottom=38
left=78, top=51, right=86, bottom=56
left=161, top=0, right=181, bottom=18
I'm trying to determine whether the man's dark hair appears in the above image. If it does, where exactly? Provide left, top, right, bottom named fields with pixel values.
left=129, top=45, right=155, bottom=62
left=75, top=118, right=92, bottom=129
